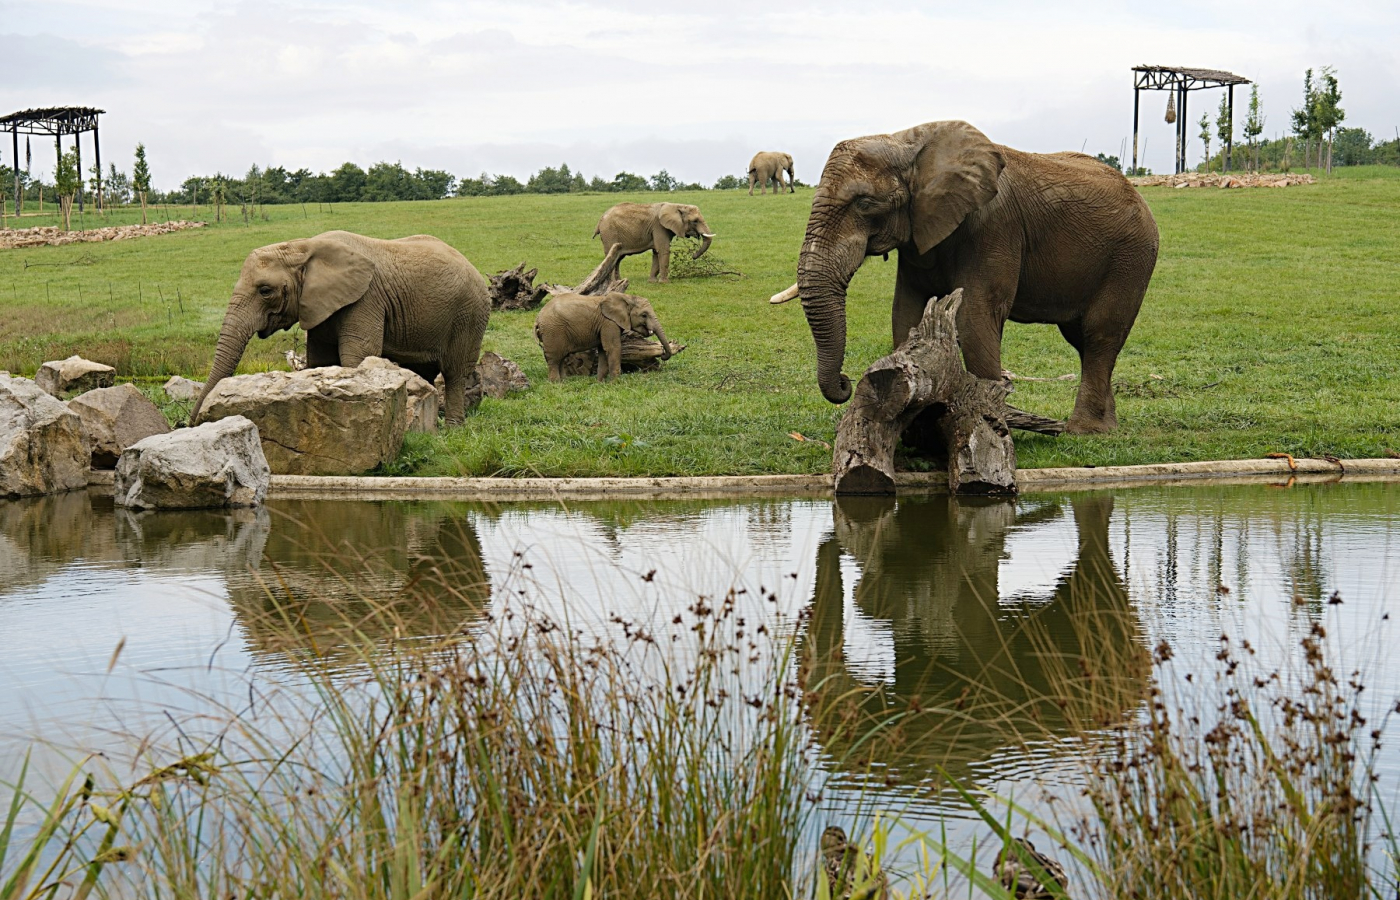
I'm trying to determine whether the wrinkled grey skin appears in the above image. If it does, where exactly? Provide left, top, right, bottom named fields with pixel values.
left=191, top=230, right=490, bottom=427
left=534, top=291, right=672, bottom=382
left=594, top=202, right=716, bottom=283
left=748, top=151, right=795, bottom=195
left=795, top=120, right=1159, bottom=434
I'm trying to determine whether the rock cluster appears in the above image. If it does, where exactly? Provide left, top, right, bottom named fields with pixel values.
left=115, top=416, right=270, bottom=510
left=0, top=374, right=90, bottom=497
left=0, top=221, right=206, bottom=249
left=68, top=383, right=171, bottom=468
left=197, top=358, right=420, bottom=475
left=36, top=355, right=115, bottom=396
left=1129, top=172, right=1318, bottom=189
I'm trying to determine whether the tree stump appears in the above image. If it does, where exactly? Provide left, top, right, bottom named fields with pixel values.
left=833, top=290, right=1026, bottom=496
left=488, top=262, right=550, bottom=311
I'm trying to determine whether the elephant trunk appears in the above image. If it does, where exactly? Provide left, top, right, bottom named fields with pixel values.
left=651, top=318, right=673, bottom=360
left=190, top=298, right=258, bottom=423
left=692, top=233, right=714, bottom=260
left=797, top=230, right=867, bottom=404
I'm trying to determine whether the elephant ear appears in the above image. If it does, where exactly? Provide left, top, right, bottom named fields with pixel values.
left=905, top=121, right=1005, bottom=255
left=599, top=294, right=632, bottom=332
left=657, top=204, right=686, bottom=236
left=297, top=234, right=375, bottom=330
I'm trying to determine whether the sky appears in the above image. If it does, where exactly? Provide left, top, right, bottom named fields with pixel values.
left=4, top=0, right=1398, bottom=190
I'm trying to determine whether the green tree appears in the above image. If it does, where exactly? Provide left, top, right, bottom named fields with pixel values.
left=54, top=147, right=80, bottom=230
left=1314, top=66, right=1344, bottom=173
left=611, top=171, right=648, bottom=192
left=1243, top=84, right=1265, bottom=172
left=1332, top=127, right=1372, bottom=166
left=649, top=170, right=677, bottom=192
left=1093, top=152, right=1120, bottom=171
left=1198, top=111, right=1212, bottom=172
left=1216, top=93, right=1233, bottom=170
left=105, top=164, right=130, bottom=205
left=132, top=143, right=151, bottom=224
left=1290, top=69, right=1319, bottom=170
left=88, top=160, right=104, bottom=212
left=328, top=162, right=367, bottom=202
left=712, top=174, right=744, bottom=190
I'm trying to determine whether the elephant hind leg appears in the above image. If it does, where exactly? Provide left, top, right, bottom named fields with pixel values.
left=1062, top=276, right=1148, bottom=434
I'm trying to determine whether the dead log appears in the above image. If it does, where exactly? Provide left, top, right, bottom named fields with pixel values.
left=558, top=338, right=686, bottom=378
left=833, top=289, right=1021, bottom=496
left=488, top=261, right=550, bottom=311
left=542, top=243, right=629, bottom=297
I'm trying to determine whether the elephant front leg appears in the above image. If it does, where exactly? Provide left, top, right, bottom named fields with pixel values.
left=599, top=326, right=624, bottom=380
left=335, top=307, right=385, bottom=367
left=441, top=366, right=481, bottom=427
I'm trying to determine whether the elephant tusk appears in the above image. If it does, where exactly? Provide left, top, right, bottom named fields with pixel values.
left=700, top=232, right=716, bottom=238
left=769, top=283, right=800, bottom=305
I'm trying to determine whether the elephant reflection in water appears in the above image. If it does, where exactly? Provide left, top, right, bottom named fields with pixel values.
left=802, top=493, right=1148, bottom=785
left=225, top=501, right=493, bottom=660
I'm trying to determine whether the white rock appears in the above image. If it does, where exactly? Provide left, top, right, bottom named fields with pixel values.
left=356, top=357, right=439, bottom=434
left=197, top=362, right=414, bottom=475
left=68, top=383, right=172, bottom=468
left=0, top=374, right=90, bottom=497
left=477, top=351, right=530, bottom=399
left=35, top=355, right=115, bottom=396
left=163, top=375, right=205, bottom=401
left=115, top=416, right=270, bottom=509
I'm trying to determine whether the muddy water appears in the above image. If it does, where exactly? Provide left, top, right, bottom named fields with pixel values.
left=2, top=482, right=1398, bottom=841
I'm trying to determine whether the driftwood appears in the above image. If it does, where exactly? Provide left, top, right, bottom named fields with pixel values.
left=488, top=262, right=550, bottom=311
left=834, top=290, right=1028, bottom=496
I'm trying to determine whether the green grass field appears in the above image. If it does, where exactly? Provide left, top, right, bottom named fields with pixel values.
left=2, top=167, right=1398, bottom=476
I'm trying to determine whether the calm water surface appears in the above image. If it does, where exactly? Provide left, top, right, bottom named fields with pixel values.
left=2, top=481, right=1398, bottom=849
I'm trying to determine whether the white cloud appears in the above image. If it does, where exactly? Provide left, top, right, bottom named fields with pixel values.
left=1, top=0, right=1395, bottom=189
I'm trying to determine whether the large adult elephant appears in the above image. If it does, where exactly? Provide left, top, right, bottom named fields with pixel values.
left=792, top=120, right=1159, bottom=434
left=594, top=202, right=715, bottom=283
left=190, top=230, right=491, bottom=427
left=747, top=151, right=795, bottom=195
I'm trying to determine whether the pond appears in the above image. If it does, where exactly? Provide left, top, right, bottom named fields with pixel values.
left=2, top=479, right=1399, bottom=887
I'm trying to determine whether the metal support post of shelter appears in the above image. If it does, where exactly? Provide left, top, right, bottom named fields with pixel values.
left=1131, top=66, right=1249, bottom=175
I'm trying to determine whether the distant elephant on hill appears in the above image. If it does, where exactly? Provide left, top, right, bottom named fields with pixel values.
left=748, top=151, right=794, bottom=194
left=791, top=120, right=1159, bottom=434
left=191, top=231, right=491, bottom=427
left=594, top=202, right=715, bottom=283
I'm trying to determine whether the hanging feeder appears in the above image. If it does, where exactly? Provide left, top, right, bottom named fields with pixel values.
left=1165, top=92, right=1177, bottom=124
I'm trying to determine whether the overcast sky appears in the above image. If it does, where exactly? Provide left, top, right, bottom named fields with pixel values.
left=5, top=0, right=1398, bottom=190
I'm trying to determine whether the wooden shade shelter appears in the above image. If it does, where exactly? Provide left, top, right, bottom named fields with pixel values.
left=0, top=106, right=105, bottom=213
left=1132, top=66, right=1249, bottom=175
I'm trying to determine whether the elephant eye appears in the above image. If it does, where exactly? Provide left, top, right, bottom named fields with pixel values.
left=258, top=285, right=273, bottom=297
left=854, top=196, right=882, bottom=212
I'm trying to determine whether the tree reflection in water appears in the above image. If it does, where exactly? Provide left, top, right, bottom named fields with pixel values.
left=802, top=493, right=1150, bottom=788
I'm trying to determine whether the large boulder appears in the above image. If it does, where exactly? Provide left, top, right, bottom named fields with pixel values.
left=0, top=374, right=90, bottom=497
left=197, top=361, right=415, bottom=475
left=115, top=415, right=270, bottom=509
left=68, top=383, right=172, bottom=468
left=35, top=355, right=115, bottom=396
left=356, top=357, right=439, bottom=434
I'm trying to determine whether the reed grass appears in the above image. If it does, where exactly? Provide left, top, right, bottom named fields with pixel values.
left=1, top=555, right=1393, bottom=899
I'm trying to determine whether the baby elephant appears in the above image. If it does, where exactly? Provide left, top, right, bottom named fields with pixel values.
left=535, top=292, right=672, bottom=382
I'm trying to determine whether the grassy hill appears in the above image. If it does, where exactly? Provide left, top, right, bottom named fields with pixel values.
left=2, top=167, right=1398, bottom=476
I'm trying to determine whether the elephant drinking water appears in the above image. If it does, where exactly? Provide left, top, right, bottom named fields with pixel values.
left=790, top=120, right=1159, bottom=434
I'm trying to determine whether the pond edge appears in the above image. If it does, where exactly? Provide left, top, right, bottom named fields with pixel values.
left=83, top=458, right=1400, bottom=501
